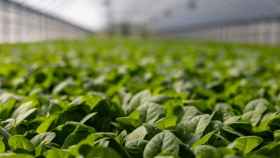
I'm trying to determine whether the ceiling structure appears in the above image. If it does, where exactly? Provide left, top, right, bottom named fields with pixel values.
left=111, top=0, right=280, bottom=32
left=11, top=0, right=107, bottom=30
left=10, top=0, right=280, bottom=32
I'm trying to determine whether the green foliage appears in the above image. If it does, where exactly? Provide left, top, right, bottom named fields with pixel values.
left=0, top=38, right=279, bottom=157
left=8, top=135, right=34, bottom=152
left=228, top=136, right=263, bottom=154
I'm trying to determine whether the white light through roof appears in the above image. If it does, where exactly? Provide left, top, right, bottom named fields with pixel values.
left=13, top=0, right=107, bottom=30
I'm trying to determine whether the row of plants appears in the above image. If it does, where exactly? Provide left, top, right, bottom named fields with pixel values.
left=0, top=38, right=280, bottom=157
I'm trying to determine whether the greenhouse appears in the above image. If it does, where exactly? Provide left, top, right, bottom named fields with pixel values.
left=0, top=0, right=280, bottom=158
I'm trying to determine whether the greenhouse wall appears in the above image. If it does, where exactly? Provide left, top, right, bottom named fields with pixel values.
left=0, top=0, right=92, bottom=43
left=183, top=20, right=280, bottom=44
left=160, top=19, right=280, bottom=44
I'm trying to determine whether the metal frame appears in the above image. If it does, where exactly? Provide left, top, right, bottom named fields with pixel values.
left=0, top=0, right=93, bottom=43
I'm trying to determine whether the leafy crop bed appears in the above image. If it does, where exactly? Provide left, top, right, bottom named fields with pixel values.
left=0, top=38, right=280, bottom=158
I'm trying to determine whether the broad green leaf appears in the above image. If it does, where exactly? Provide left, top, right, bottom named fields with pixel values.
left=62, top=128, right=93, bottom=148
left=156, top=116, right=177, bottom=129
left=225, top=117, right=253, bottom=134
left=180, top=106, right=201, bottom=122
left=125, top=139, right=148, bottom=157
left=126, top=124, right=160, bottom=143
left=86, top=99, right=123, bottom=131
left=54, top=121, right=95, bottom=148
left=36, top=115, right=58, bottom=133
left=192, top=131, right=216, bottom=148
left=80, top=112, right=97, bottom=124
left=253, top=112, right=280, bottom=132
left=195, top=113, right=214, bottom=135
left=0, top=98, right=16, bottom=120
left=0, top=136, right=5, bottom=153
left=228, top=136, right=263, bottom=154
left=214, top=103, right=234, bottom=120
left=0, top=153, right=34, bottom=158
left=124, top=90, right=151, bottom=114
left=126, top=126, right=149, bottom=142
left=5, top=101, right=37, bottom=129
left=31, top=132, right=56, bottom=146
left=194, top=145, right=221, bottom=158
left=67, top=133, right=105, bottom=156
left=116, top=111, right=141, bottom=128
left=149, top=95, right=171, bottom=104
left=0, top=127, right=10, bottom=141
left=143, top=131, right=180, bottom=158
left=0, top=93, right=20, bottom=104
left=274, top=130, right=280, bottom=141
left=137, top=102, right=164, bottom=124
left=85, top=146, right=122, bottom=158
left=242, top=99, right=269, bottom=126
left=256, top=141, right=280, bottom=158
left=8, top=135, right=34, bottom=152
left=70, top=95, right=103, bottom=110
left=222, top=126, right=243, bottom=137
left=154, top=156, right=176, bottom=158
left=46, top=148, right=72, bottom=158
left=177, top=112, right=213, bottom=137
left=52, top=78, right=75, bottom=95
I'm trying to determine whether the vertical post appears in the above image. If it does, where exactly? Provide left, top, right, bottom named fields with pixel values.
left=104, top=0, right=113, bottom=34
left=17, top=4, right=22, bottom=42
left=23, top=5, right=28, bottom=42
left=6, top=1, right=11, bottom=42
left=0, top=0, right=3, bottom=43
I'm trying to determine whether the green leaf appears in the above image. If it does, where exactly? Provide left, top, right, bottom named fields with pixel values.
left=8, top=135, right=34, bottom=152
left=256, top=141, right=280, bottom=158
left=62, top=128, right=93, bottom=148
left=126, top=126, right=149, bottom=142
left=85, top=146, right=122, bottom=158
left=274, top=130, right=280, bottom=141
left=194, top=145, right=221, bottom=158
left=124, top=90, right=151, bottom=114
left=0, top=93, right=20, bottom=104
left=137, top=102, right=164, bottom=124
left=143, top=131, right=180, bottom=158
left=0, top=153, right=34, bottom=158
left=214, top=103, right=234, bottom=120
left=192, top=131, right=216, bottom=148
left=149, top=95, right=171, bottom=104
left=54, top=121, right=95, bottom=148
left=180, top=106, right=201, bottom=122
left=46, top=148, right=72, bottom=158
left=87, top=99, right=123, bottom=131
left=116, top=111, right=141, bottom=128
left=52, top=78, right=75, bottom=95
left=156, top=116, right=177, bottom=129
left=228, top=136, right=263, bottom=154
left=31, top=132, right=56, bottom=146
left=70, top=95, right=103, bottom=110
left=125, top=139, right=148, bottom=157
left=0, top=98, right=17, bottom=120
left=253, top=112, right=280, bottom=132
left=195, top=113, right=214, bottom=136
left=5, top=101, right=37, bottom=129
left=126, top=124, right=160, bottom=143
left=242, top=99, right=269, bottom=126
left=0, top=127, right=10, bottom=141
left=36, top=115, right=58, bottom=133
left=154, top=156, right=176, bottom=158
left=222, top=125, right=243, bottom=137
left=0, top=136, right=5, bottom=153
left=80, top=112, right=97, bottom=124
left=177, top=112, right=213, bottom=138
